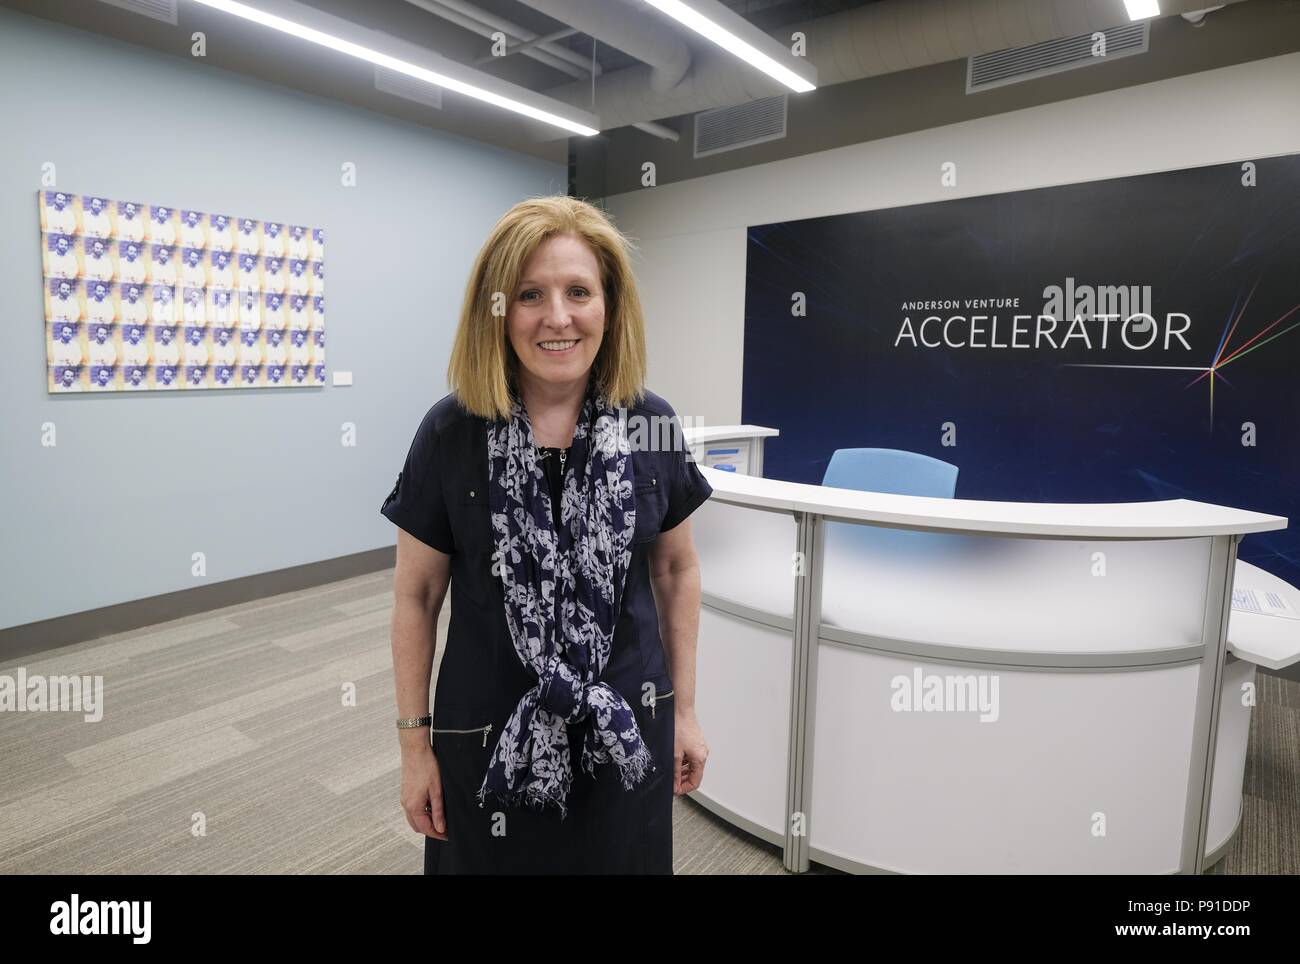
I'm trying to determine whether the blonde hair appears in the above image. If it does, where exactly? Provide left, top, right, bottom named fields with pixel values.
left=447, top=195, right=648, bottom=421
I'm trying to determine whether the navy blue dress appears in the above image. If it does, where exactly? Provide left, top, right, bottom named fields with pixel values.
left=380, top=389, right=712, bottom=874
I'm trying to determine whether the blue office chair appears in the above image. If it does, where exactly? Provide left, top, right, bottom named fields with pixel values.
left=821, top=448, right=959, bottom=561
left=822, top=448, right=958, bottom=499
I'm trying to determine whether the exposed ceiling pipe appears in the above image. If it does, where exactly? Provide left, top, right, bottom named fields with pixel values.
left=1182, top=5, right=1228, bottom=25
left=470, top=27, right=579, bottom=68
left=633, top=120, right=680, bottom=141
left=513, top=0, right=692, bottom=94
left=400, top=0, right=599, bottom=81
left=533, top=0, right=1254, bottom=136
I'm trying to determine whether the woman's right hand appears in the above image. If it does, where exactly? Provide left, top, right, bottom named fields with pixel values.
left=401, top=741, right=448, bottom=840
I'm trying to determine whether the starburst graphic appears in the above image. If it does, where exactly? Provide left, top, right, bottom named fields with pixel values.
left=1063, top=275, right=1300, bottom=429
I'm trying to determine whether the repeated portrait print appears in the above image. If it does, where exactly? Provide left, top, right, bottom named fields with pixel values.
left=38, top=190, right=326, bottom=392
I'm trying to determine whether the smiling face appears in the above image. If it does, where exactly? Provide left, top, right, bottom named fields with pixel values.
left=506, top=233, right=605, bottom=399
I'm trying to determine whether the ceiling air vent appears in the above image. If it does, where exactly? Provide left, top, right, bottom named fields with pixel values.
left=967, top=22, right=1149, bottom=94
left=94, top=0, right=178, bottom=25
left=694, top=95, right=787, bottom=159
left=374, top=65, right=444, bottom=110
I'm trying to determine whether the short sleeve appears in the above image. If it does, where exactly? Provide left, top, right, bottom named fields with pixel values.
left=659, top=416, right=713, bottom=533
left=380, top=409, right=455, bottom=554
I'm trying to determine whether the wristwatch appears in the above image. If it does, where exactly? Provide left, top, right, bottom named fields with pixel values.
left=396, top=715, right=432, bottom=729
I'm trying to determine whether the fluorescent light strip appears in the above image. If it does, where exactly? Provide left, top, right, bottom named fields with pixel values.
left=190, top=0, right=599, bottom=135
left=643, top=0, right=815, bottom=92
left=1123, top=0, right=1161, bottom=20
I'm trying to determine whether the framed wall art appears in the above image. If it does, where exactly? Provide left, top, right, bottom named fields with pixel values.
left=39, top=190, right=325, bottom=392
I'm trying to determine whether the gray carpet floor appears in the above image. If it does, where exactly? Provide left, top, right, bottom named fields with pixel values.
left=1, top=568, right=1294, bottom=874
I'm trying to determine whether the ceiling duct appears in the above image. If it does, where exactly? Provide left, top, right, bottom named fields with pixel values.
left=694, top=94, right=786, bottom=158
left=94, top=0, right=178, bottom=25
left=967, top=21, right=1150, bottom=93
left=375, top=64, right=444, bottom=109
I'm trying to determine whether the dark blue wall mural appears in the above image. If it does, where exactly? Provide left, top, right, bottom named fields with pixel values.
left=742, top=153, right=1300, bottom=583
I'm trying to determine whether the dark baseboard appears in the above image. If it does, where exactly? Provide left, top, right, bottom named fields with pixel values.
left=0, top=546, right=396, bottom=664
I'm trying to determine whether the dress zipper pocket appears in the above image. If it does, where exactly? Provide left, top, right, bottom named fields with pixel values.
left=430, top=723, right=494, bottom=747
left=650, top=690, right=674, bottom=719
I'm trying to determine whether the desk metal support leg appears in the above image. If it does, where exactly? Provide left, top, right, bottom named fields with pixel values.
left=1180, top=533, right=1240, bottom=875
left=784, top=512, right=824, bottom=873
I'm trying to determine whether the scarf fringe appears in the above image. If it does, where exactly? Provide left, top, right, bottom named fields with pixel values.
left=581, top=737, right=656, bottom=791
left=616, top=740, right=656, bottom=791
left=476, top=782, right=570, bottom=821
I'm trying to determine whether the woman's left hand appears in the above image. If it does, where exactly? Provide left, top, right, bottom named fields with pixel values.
left=673, top=708, right=708, bottom=794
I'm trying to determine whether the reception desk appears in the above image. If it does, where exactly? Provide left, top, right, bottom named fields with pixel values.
left=681, top=426, right=1296, bottom=874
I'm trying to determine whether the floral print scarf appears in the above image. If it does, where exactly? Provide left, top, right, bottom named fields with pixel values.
left=478, top=379, right=653, bottom=817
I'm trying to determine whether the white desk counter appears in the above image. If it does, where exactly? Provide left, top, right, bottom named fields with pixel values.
left=680, top=428, right=1293, bottom=874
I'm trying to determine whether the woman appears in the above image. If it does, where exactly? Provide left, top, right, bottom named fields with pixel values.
left=381, top=195, right=711, bottom=874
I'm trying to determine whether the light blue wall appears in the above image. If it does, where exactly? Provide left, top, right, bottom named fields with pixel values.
left=0, top=8, right=566, bottom=630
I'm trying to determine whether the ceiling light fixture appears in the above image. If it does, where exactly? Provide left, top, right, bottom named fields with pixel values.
left=1123, top=0, right=1161, bottom=20
left=189, top=0, right=600, bottom=135
left=642, top=0, right=816, bottom=93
